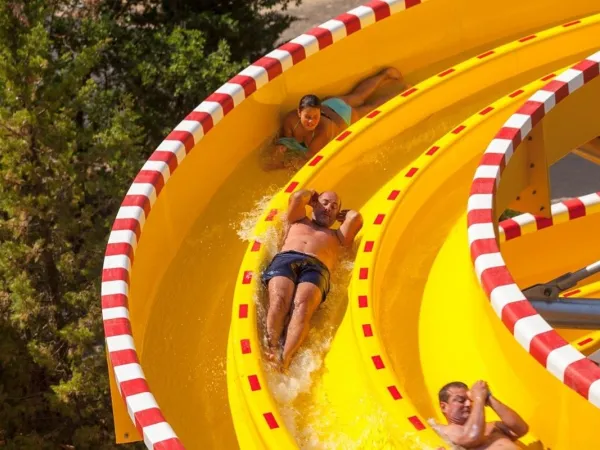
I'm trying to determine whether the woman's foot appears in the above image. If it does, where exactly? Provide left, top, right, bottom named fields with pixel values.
left=382, top=67, right=402, bottom=81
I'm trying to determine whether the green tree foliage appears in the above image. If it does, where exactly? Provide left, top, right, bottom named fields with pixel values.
left=0, top=0, right=298, bottom=447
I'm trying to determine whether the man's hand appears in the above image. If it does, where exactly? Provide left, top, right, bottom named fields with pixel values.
left=309, top=190, right=320, bottom=207
left=470, top=381, right=489, bottom=403
left=337, top=209, right=349, bottom=223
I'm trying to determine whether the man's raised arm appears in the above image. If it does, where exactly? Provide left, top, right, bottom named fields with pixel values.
left=287, top=189, right=317, bottom=223
left=488, top=394, right=529, bottom=439
left=336, top=210, right=364, bottom=247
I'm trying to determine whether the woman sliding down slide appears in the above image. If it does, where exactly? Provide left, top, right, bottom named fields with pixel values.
left=265, top=67, right=407, bottom=170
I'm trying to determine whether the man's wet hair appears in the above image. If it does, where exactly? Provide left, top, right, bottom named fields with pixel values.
left=439, top=381, right=468, bottom=403
left=299, top=94, right=321, bottom=111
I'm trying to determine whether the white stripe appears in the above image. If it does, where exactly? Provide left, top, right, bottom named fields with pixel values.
left=348, top=6, right=376, bottom=28
left=239, top=65, right=269, bottom=90
left=485, top=138, right=513, bottom=155
left=588, top=52, right=600, bottom=63
left=103, top=254, right=131, bottom=271
left=101, top=280, right=129, bottom=296
left=528, top=90, right=555, bottom=114
left=474, top=252, right=504, bottom=280
left=116, top=206, right=146, bottom=227
left=216, top=82, right=246, bottom=107
left=546, top=345, right=585, bottom=382
left=289, top=34, right=320, bottom=58
left=474, top=165, right=499, bottom=180
left=550, top=202, right=570, bottom=225
left=490, top=284, right=526, bottom=317
left=156, top=140, right=186, bottom=165
left=141, top=160, right=170, bottom=185
left=511, top=213, right=536, bottom=227
left=587, top=379, right=600, bottom=407
left=504, top=113, right=532, bottom=137
left=556, top=68, right=584, bottom=92
left=106, top=334, right=135, bottom=352
left=102, top=307, right=130, bottom=321
left=194, top=101, right=224, bottom=124
left=318, top=19, right=347, bottom=43
left=382, top=0, right=408, bottom=14
left=514, top=315, right=552, bottom=351
left=127, top=183, right=157, bottom=206
left=174, top=120, right=204, bottom=145
left=114, top=363, right=145, bottom=384
left=143, top=422, right=177, bottom=446
left=467, top=194, right=493, bottom=212
left=265, top=49, right=294, bottom=72
left=126, top=392, right=159, bottom=414
left=579, top=192, right=600, bottom=207
left=108, top=230, right=137, bottom=248
left=468, top=223, right=496, bottom=246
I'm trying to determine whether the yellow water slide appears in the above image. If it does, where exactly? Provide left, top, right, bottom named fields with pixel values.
left=101, top=0, right=600, bottom=448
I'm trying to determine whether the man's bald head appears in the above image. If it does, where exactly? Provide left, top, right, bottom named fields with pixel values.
left=312, top=191, right=341, bottom=227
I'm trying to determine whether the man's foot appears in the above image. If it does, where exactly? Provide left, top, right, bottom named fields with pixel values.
left=265, top=346, right=280, bottom=364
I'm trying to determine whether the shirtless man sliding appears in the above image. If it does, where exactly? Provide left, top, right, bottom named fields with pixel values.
left=261, top=189, right=363, bottom=370
left=438, top=381, right=529, bottom=449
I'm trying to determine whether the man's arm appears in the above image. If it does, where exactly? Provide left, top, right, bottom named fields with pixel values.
left=488, top=395, right=529, bottom=439
left=287, top=189, right=317, bottom=223
left=336, top=210, right=363, bottom=247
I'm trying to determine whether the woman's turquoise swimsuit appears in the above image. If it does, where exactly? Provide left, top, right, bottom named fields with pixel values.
left=276, top=98, right=352, bottom=152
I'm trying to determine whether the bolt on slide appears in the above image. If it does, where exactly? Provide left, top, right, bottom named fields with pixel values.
left=101, top=0, right=600, bottom=449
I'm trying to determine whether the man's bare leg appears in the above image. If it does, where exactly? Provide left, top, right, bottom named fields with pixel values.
left=340, top=67, right=403, bottom=108
left=281, top=282, right=322, bottom=370
left=265, top=276, right=295, bottom=364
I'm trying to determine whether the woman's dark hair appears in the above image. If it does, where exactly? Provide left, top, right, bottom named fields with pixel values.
left=298, top=94, right=321, bottom=111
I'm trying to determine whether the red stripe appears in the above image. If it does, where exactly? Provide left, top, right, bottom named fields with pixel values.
left=135, top=407, right=165, bottom=430
left=543, top=80, right=570, bottom=102
left=251, top=241, right=261, bottom=252
left=242, top=271, right=253, bottom=284
left=477, top=50, right=494, bottom=59
left=388, top=385, right=402, bottom=400
left=480, top=266, right=514, bottom=297
left=165, top=130, right=195, bottom=152
left=337, top=13, right=362, bottom=35
left=120, top=378, right=150, bottom=398
left=184, top=111, right=214, bottom=135
left=564, top=358, right=600, bottom=399
left=248, top=375, right=261, bottom=391
left=573, top=59, right=600, bottom=83
left=102, top=268, right=129, bottom=284
left=388, top=190, right=400, bottom=200
left=309, top=155, right=323, bottom=166
left=509, top=89, right=524, bottom=98
left=563, top=20, right=581, bottom=27
left=501, top=300, right=537, bottom=333
left=239, top=304, right=248, bottom=318
left=306, top=27, right=333, bottom=49
left=469, top=238, right=498, bottom=264
left=438, top=68, right=455, bottom=77
left=578, top=337, right=593, bottom=346
left=467, top=209, right=494, bottom=226
left=495, top=127, right=522, bottom=148
left=228, top=75, right=257, bottom=97
left=149, top=150, right=179, bottom=174
left=364, top=241, right=374, bottom=252
left=366, top=110, right=381, bottom=118
left=533, top=215, right=553, bottom=230
left=205, top=93, right=235, bottom=115
left=105, top=243, right=134, bottom=261
left=479, top=106, right=494, bottom=115
left=358, top=295, right=368, bottom=308
left=563, top=289, right=580, bottom=298
left=405, top=0, right=422, bottom=6
left=110, top=349, right=138, bottom=367
left=405, top=167, right=418, bottom=177
left=408, top=416, right=426, bottom=431
left=252, top=57, right=283, bottom=81
left=563, top=198, right=586, bottom=219
left=153, top=438, right=185, bottom=450
left=337, top=130, right=352, bottom=141
left=372, top=355, right=385, bottom=369
left=121, top=195, right=151, bottom=219
left=541, top=73, right=556, bottom=81
left=401, top=87, right=418, bottom=97
left=426, top=146, right=440, bottom=156
left=452, top=125, right=466, bottom=134
left=518, top=34, right=536, bottom=43
left=134, top=170, right=165, bottom=195
left=102, top=294, right=128, bottom=309
left=529, top=330, right=567, bottom=366
left=240, top=339, right=251, bottom=354
left=516, top=101, right=545, bottom=128
left=470, top=178, right=495, bottom=195
left=265, top=209, right=278, bottom=221
left=362, top=324, right=373, bottom=337
left=264, top=412, right=279, bottom=429
left=104, top=318, right=132, bottom=338
left=480, top=152, right=506, bottom=168
left=374, top=214, right=385, bottom=225
left=501, top=219, right=522, bottom=240
left=365, top=0, right=391, bottom=21
left=285, top=181, right=299, bottom=193
left=277, top=42, right=307, bottom=65
left=359, top=268, right=369, bottom=279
